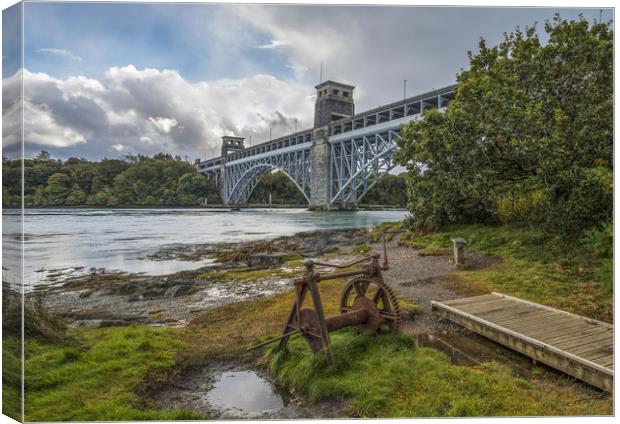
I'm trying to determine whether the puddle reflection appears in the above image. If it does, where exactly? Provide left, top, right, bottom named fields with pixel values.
left=206, top=371, right=289, bottom=417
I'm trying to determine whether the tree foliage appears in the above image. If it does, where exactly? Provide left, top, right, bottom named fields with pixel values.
left=362, top=173, right=407, bottom=206
left=248, top=171, right=307, bottom=205
left=2, top=152, right=221, bottom=207
left=395, top=15, right=612, bottom=240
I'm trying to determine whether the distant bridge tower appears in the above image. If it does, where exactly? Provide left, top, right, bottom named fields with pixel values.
left=310, top=81, right=355, bottom=209
left=221, top=136, right=245, bottom=157
left=220, top=136, right=245, bottom=202
left=314, top=81, right=355, bottom=127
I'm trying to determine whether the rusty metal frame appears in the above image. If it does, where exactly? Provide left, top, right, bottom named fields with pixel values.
left=250, top=228, right=404, bottom=361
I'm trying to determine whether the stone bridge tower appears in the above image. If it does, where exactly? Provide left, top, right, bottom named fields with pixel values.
left=219, top=136, right=245, bottom=202
left=309, top=81, right=355, bottom=210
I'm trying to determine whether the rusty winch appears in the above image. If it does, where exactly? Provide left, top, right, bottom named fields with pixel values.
left=249, top=231, right=402, bottom=362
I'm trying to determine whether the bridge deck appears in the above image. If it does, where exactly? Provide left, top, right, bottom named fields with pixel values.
left=431, top=292, right=613, bottom=392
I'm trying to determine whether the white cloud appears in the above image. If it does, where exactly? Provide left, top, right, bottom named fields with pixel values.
left=286, top=62, right=309, bottom=80
left=2, top=70, right=87, bottom=148
left=38, top=48, right=82, bottom=62
left=2, top=66, right=315, bottom=160
left=148, top=116, right=178, bottom=134
left=256, top=39, right=289, bottom=49
left=111, top=143, right=125, bottom=151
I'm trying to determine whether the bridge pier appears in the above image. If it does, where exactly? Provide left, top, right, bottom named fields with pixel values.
left=308, top=127, right=331, bottom=210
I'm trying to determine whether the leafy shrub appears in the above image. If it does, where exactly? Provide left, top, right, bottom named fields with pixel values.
left=580, top=222, right=613, bottom=258
left=395, top=16, right=612, bottom=241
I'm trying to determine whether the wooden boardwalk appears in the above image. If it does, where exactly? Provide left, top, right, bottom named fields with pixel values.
left=431, top=292, right=613, bottom=392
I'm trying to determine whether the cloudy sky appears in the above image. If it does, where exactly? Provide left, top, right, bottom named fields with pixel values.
left=2, top=2, right=610, bottom=161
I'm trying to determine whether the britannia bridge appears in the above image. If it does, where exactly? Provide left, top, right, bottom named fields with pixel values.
left=195, top=81, right=456, bottom=210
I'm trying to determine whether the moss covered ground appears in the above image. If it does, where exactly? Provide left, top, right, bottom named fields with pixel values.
left=19, top=327, right=205, bottom=421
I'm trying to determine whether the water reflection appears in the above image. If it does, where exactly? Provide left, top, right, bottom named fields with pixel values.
left=206, top=371, right=289, bottom=417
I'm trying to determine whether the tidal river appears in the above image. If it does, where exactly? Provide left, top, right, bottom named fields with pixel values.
left=2, top=208, right=406, bottom=289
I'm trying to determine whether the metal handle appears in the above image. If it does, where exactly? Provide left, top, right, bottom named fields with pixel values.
left=381, top=228, right=405, bottom=270
left=311, top=254, right=376, bottom=269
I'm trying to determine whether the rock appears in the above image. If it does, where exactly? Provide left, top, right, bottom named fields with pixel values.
left=163, top=284, right=195, bottom=298
left=247, top=252, right=289, bottom=268
left=116, top=281, right=143, bottom=295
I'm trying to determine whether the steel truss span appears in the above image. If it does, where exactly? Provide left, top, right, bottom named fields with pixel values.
left=224, top=148, right=312, bottom=205
left=329, top=130, right=400, bottom=206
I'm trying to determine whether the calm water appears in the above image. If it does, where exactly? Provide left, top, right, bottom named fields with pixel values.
left=2, top=208, right=406, bottom=289
left=206, top=371, right=289, bottom=417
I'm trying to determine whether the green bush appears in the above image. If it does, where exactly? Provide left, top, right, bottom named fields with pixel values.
left=395, top=16, right=612, bottom=241
left=580, top=222, right=613, bottom=258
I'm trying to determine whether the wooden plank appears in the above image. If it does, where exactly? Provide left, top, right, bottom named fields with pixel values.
left=594, top=355, right=614, bottom=368
left=431, top=298, right=613, bottom=392
left=475, top=305, right=541, bottom=322
left=519, top=322, right=601, bottom=341
left=536, top=328, right=611, bottom=347
left=502, top=320, right=589, bottom=340
left=576, top=344, right=614, bottom=361
left=492, top=309, right=558, bottom=325
left=502, top=309, right=596, bottom=329
left=455, top=297, right=515, bottom=311
left=554, top=332, right=613, bottom=350
left=442, top=293, right=500, bottom=307
left=502, top=314, right=580, bottom=333
left=569, top=339, right=613, bottom=357
left=457, top=299, right=518, bottom=315
left=510, top=314, right=599, bottom=334
left=541, top=327, right=612, bottom=344
left=492, top=292, right=613, bottom=329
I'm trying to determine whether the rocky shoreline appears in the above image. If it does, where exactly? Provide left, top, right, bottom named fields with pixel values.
left=35, top=228, right=374, bottom=328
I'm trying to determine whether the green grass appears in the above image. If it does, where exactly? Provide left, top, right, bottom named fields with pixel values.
left=270, top=329, right=611, bottom=417
left=3, top=337, right=22, bottom=421
left=23, top=326, right=205, bottom=421
left=409, top=224, right=613, bottom=322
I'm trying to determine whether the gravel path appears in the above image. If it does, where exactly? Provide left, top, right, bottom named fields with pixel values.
left=373, top=240, right=462, bottom=334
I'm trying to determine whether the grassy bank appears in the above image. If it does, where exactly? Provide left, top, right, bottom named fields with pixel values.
left=20, top=326, right=204, bottom=421
left=270, top=330, right=611, bottom=417
left=14, top=224, right=613, bottom=419
left=405, top=224, right=612, bottom=322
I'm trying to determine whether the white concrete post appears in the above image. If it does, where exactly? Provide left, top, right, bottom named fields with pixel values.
left=451, top=238, right=467, bottom=266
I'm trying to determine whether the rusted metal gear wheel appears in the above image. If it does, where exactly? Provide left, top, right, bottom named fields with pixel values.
left=339, top=274, right=401, bottom=332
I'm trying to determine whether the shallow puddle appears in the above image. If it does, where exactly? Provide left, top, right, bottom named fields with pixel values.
left=206, top=371, right=289, bottom=418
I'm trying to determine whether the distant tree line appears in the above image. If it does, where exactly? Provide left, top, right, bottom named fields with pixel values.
left=2, top=152, right=407, bottom=208
left=2, top=151, right=221, bottom=207
left=395, top=16, right=612, bottom=245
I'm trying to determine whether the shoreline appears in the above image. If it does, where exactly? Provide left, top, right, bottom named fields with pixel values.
left=34, top=227, right=376, bottom=327
left=4, top=205, right=407, bottom=211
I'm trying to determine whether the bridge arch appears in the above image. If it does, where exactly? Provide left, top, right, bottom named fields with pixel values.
left=226, top=163, right=311, bottom=205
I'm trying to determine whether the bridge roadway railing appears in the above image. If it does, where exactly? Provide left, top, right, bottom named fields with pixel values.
left=328, top=84, right=457, bottom=137
left=198, top=129, right=313, bottom=173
